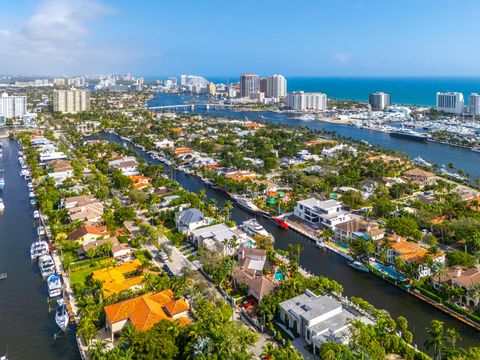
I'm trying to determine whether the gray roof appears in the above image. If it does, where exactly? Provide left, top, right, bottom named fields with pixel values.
left=177, top=208, right=204, bottom=226
left=280, top=291, right=341, bottom=322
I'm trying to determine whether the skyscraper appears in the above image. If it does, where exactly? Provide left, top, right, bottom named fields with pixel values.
left=53, top=89, right=90, bottom=114
left=468, top=93, right=480, bottom=115
left=436, top=92, right=464, bottom=114
left=0, top=92, right=27, bottom=118
left=368, top=92, right=391, bottom=110
left=260, top=78, right=268, bottom=95
left=266, top=75, right=287, bottom=98
left=286, top=91, right=327, bottom=111
left=240, top=74, right=260, bottom=98
left=180, top=75, right=188, bottom=86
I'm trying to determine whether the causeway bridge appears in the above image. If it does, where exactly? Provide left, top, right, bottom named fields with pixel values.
left=148, top=103, right=236, bottom=111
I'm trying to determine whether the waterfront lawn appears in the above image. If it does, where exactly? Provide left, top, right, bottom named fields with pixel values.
left=69, top=258, right=114, bottom=287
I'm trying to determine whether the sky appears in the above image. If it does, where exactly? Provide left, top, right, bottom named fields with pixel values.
left=1, top=0, right=480, bottom=77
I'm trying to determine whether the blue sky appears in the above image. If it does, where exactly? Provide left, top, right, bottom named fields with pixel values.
left=1, top=0, right=480, bottom=76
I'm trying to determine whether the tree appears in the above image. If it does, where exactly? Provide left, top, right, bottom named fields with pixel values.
left=129, top=321, right=179, bottom=360
left=468, top=283, right=480, bottom=305
left=446, top=251, right=477, bottom=268
left=262, top=342, right=303, bottom=360
left=372, top=197, right=395, bottom=218
left=445, top=328, right=461, bottom=350
left=89, top=340, right=107, bottom=360
left=424, top=320, right=446, bottom=360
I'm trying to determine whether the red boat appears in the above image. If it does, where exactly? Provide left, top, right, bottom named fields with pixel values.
left=273, top=217, right=289, bottom=229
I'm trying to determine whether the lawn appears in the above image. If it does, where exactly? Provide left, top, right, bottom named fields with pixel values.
left=134, top=249, right=151, bottom=265
left=69, top=260, right=113, bottom=287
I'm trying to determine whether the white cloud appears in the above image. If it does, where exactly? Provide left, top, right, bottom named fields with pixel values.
left=0, top=0, right=132, bottom=75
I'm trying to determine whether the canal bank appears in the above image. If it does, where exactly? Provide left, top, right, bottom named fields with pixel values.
left=98, top=131, right=480, bottom=352
left=148, top=93, right=480, bottom=182
left=0, top=138, right=79, bottom=360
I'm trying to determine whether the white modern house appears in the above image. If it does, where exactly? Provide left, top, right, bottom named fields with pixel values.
left=294, top=198, right=351, bottom=229
left=108, top=156, right=139, bottom=176
left=279, top=290, right=369, bottom=355
left=189, top=223, right=251, bottom=255
left=175, top=208, right=212, bottom=233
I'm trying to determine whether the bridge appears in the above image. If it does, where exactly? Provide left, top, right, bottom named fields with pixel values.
left=148, top=103, right=236, bottom=111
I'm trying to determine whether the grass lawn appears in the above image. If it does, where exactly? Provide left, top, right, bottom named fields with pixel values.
left=134, top=249, right=151, bottom=265
left=69, top=261, right=112, bottom=287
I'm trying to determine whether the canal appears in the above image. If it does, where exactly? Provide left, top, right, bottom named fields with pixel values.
left=0, top=138, right=79, bottom=360
left=148, top=93, right=480, bottom=183
left=99, top=132, right=480, bottom=351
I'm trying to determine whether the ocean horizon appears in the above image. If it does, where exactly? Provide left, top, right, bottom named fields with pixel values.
left=144, top=75, right=480, bottom=107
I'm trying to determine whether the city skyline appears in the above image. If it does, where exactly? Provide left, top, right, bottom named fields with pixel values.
left=1, top=0, right=480, bottom=76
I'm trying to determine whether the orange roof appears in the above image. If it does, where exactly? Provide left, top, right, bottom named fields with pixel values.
left=174, top=147, right=191, bottom=155
left=104, top=290, right=190, bottom=331
left=128, top=175, right=152, bottom=183
left=68, top=225, right=109, bottom=241
left=172, top=127, right=182, bottom=133
left=385, top=234, right=444, bottom=263
left=92, top=259, right=144, bottom=297
left=468, top=197, right=480, bottom=211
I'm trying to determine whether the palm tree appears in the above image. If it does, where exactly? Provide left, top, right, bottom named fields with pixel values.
left=468, top=283, right=480, bottom=307
left=445, top=328, right=461, bottom=350
left=119, top=324, right=136, bottom=346
left=424, top=320, right=446, bottom=360
left=77, top=316, right=97, bottom=345
left=88, top=340, right=107, bottom=360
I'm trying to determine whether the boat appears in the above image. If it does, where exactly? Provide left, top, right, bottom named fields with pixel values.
left=0, top=273, right=7, bottom=280
left=30, top=198, right=36, bottom=206
left=29, top=191, right=35, bottom=198
left=413, top=156, right=432, bottom=167
left=234, top=197, right=266, bottom=215
left=0, top=198, right=4, bottom=212
left=390, top=129, right=429, bottom=142
left=37, top=226, right=45, bottom=236
left=30, top=240, right=49, bottom=259
left=55, top=299, right=69, bottom=332
left=296, top=113, right=316, bottom=121
left=47, top=274, right=62, bottom=298
left=273, top=217, right=289, bottom=229
left=348, top=261, right=369, bottom=273
left=471, top=147, right=480, bottom=153
left=33, top=210, right=40, bottom=219
left=0, top=171, right=4, bottom=190
left=38, top=255, right=55, bottom=278
left=241, top=219, right=273, bottom=239
left=315, top=239, right=325, bottom=248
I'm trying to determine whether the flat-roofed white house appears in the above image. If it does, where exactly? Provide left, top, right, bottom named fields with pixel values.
left=279, top=290, right=370, bottom=356
left=189, top=223, right=250, bottom=255
left=294, top=198, right=351, bottom=229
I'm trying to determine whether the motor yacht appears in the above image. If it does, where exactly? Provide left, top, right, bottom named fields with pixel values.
left=30, top=241, right=49, bottom=259
left=241, top=219, right=273, bottom=239
left=38, top=255, right=55, bottom=278
left=47, top=274, right=62, bottom=298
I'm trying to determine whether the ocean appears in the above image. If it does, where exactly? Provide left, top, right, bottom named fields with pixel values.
left=144, top=76, right=480, bottom=107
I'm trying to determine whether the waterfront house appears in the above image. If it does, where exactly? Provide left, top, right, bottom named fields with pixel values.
left=233, top=247, right=275, bottom=301
left=431, top=265, right=480, bottom=308
left=404, top=168, right=436, bottom=186
left=104, top=290, right=190, bottom=341
left=335, top=219, right=384, bottom=243
left=225, top=170, right=257, bottom=182
left=108, top=156, right=139, bottom=176
left=92, top=259, right=145, bottom=297
left=189, top=223, right=249, bottom=255
left=376, top=234, right=445, bottom=278
left=294, top=198, right=351, bottom=229
left=68, top=225, right=109, bottom=244
left=81, top=237, right=132, bottom=259
left=155, top=139, right=175, bottom=149
left=48, top=159, right=74, bottom=184
left=175, top=208, right=212, bottom=233
left=279, top=290, right=369, bottom=355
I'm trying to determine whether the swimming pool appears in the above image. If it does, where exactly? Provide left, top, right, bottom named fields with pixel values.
left=334, top=241, right=349, bottom=250
left=372, top=263, right=406, bottom=282
left=274, top=270, right=285, bottom=281
left=245, top=240, right=255, bottom=248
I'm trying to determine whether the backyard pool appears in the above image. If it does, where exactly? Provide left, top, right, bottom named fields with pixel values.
left=274, top=270, right=285, bottom=281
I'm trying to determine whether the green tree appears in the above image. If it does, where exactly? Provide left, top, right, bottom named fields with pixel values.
left=424, top=320, right=446, bottom=360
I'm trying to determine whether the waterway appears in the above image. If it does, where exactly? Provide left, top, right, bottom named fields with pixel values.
left=0, top=138, right=79, bottom=360
left=98, top=132, right=480, bottom=352
left=148, top=93, right=480, bottom=182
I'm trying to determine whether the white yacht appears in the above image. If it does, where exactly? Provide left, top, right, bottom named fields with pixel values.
left=0, top=198, right=4, bottom=213
left=37, top=226, right=45, bottom=236
left=241, top=219, right=273, bottom=239
left=413, top=156, right=432, bottom=167
left=29, top=191, right=35, bottom=198
left=38, top=255, right=55, bottom=278
left=47, top=274, right=62, bottom=298
left=55, top=299, right=69, bottom=332
left=30, top=241, right=49, bottom=259
left=33, top=210, right=40, bottom=219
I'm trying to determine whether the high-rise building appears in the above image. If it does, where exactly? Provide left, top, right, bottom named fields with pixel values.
left=267, top=75, right=287, bottom=98
left=208, top=82, right=216, bottom=96
left=436, top=92, right=464, bottom=114
left=286, top=91, right=327, bottom=111
left=53, top=89, right=90, bottom=114
left=54, top=78, right=66, bottom=86
left=180, top=75, right=188, bottom=86
left=0, top=92, right=27, bottom=118
left=260, top=78, right=268, bottom=94
left=468, top=93, right=480, bottom=116
left=240, top=74, right=260, bottom=98
left=168, top=77, right=177, bottom=86
left=369, top=92, right=391, bottom=110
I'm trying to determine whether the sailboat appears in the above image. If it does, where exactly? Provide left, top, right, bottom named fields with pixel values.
left=55, top=298, right=69, bottom=332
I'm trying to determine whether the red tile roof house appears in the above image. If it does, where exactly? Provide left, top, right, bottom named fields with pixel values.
left=82, top=237, right=132, bottom=259
left=431, top=265, right=480, bottom=309
left=68, top=225, right=109, bottom=244
left=233, top=247, right=276, bottom=302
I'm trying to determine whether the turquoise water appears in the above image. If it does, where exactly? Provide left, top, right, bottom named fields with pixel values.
left=372, top=263, right=406, bottom=282
left=145, top=76, right=480, bottom=106
left=335, top=241, right=350, bottom=250
left=274, top=270, right=285, bottom=281
left=245, top=240, right=255, bottom=248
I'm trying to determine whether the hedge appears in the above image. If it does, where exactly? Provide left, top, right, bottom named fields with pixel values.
left=68, top=256, right=113, bottom=271
left=444, top=303, right=480, bottom=325
left=413, top=285, right=443, bottom=303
